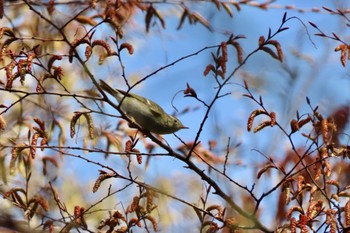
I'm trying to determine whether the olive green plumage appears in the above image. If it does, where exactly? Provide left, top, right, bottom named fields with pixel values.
left=99, top=79, right=187, bottom=134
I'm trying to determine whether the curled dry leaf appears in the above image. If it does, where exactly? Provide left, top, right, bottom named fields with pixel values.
left=0, top=27, right=15, bottom=39
left=30, top=133, right=39, bottom=159
left=125, top=140, right=132, bottom=153
left=119, top=42, right=134, bottom=54
left=313, top=159, right=322, bottom=181
left=287, top=206, right=303, bottom=220
left=253, top=120, right=272, bottom=133
left=190, top=12, right=211, bottom=30
left=290, top=119, right=299, bottom=133
left=92, top=171, right=115, bottom=193
left=92, top=40, right=116, bottom=56
left=133, top=149, right=142, bottom=164
left=75, top=15, right=97, bottom=26
left=290, top=217, right=297, bottom=233
left=326, top=180, right=340, bottom=191
left=68, top=37, right=90, bottom=63
left=47, top=55, right=62, bottom=72
left=269, top=112, right=276, bottom=126
left=298, top=116, right=312, bottom=129
left=70, top=112, right=83, bottom=138
left=30, top=194, right=50, bottom=212
left=306, top=200, right=323, bottom=219
left=324, top=159, right=331, bottom=177
left=203, top=64, right=215, bottom=76
left=321, top=119, right=329, bottom=145
left=221, top=2, right=233, bottom=17
left=345, top=199, right=350, bottom=225
left=206, top=205, right=224, bottom=219
left=126, top=196, right=139, bottom=214
left=144, top=215, right=158, bottom=232
left=261, top=46, right=279, bottom=61
left=284, top=186, right=291, bottom=205
left=184, top=82, right=197, bottom=98
left=258, top=35, right=265, bottom=46
left=267, top=40, right=283, bottom=62
left=74, top=206, right=88, bottom=228
left=257, top=164, right=276, bottom=179
left=334, top=44, right=347, bottom=67
left=145, top=5, right=165, bottom=32
left=85, top=45, right=92, bottom=60
left=82, top=113, right=95, bottom=139
left=221, top=42, right=228, bottom=62
left=0, top=115, right=6, bottom=131
left=228, top=40, right=243, bottom=64
left=247, top=109, right=267, bottom=132
left=177, top=6, right=189, bottom=30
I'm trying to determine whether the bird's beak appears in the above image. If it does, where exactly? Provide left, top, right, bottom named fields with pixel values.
left=181, top=126, right=189, bottom=129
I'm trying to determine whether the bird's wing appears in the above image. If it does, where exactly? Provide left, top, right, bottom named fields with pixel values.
left=119, top=90, right=165, bottom=117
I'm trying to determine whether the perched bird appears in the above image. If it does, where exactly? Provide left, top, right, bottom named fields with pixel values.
left=99, top=79, right=188, bottom=134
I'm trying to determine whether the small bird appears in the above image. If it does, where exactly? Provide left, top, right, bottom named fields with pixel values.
left=99, top=79, right=188, bottom=134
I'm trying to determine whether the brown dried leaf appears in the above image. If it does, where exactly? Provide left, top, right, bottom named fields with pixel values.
left=247, top=109, right=267, bottom=131
left=203, top=64, right=215, bottom=76
left=290, top=119, right=299, bottom=133
left=321, top=119, right=329, bottom=145
left=85, top=46, right=92, bottom=60
left=30, top=133, right=39, bottom=159
left=267, top=40, right=283, bottom=62
left=47, top=0, right=55, bottom=15
left=133, top=149, right=142, bottom=164
left=324, top=160, right=331, bottom=177
left=298, top=116, right=312, bottom=129
left=257, top=164, right=276, bottom=179
left=261, top=46, right=279, bottom=60
left=206, top=205, right=224, bottom=219
left=119, top=42, right=134, bottom=55
left=334, top=44, right=347, bottom=67
left=290, top=217, right=297, bottom=233
left=92, top=171, right=115, bottom=193
left=227, top=40, right=243, bottom=64
left=287, top=206, right=304, bottom=219
left=184, top=82, right=197, bottom=98
left=345, top=199, right=350, bottom=225
left=326, top=180, right=340, bottom=191
left=47, top=55, right=62, bottom=72
left=258, top=35, right=265, bottom=46
left=177, top=7, right=189, bottom=30
left=82, top=113, right=95, bottom=139
left=68, top=37, right=90, bottom=63
left=221, top=2, right=233, bottom=17
left=31, top=195, right=49, bottom=212
left=0, top=115, right=6, bottom=131
left=75, top=15, right=97, bottom=26
left=126, top=196, right=139, bottom=214
left=92, top=40, right=116, bottom=56
left=306, top=200, right=323, bottom=219
left=253, top=120, right=272, bottom=133
left=0, top=27, right=15, bottom=39
left=269, top=112, right=276, bottom=126
left=191, top=12, right=211, bottom=30
left=70, top=112, right=83, bottom=138
left=152, top=7, right=165, bottom=30
left=145, top=5, right=155, bottom=32
left=144, top=215, right=158, bottom=232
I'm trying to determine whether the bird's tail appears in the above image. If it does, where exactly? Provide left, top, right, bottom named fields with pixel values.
left=99, top=79, right=118, bottom=97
